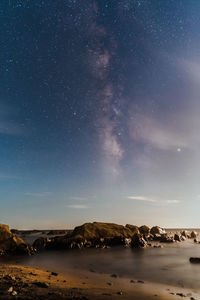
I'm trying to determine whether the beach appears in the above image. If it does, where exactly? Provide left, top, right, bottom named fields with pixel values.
left=0, top=263, right=197, bottom=300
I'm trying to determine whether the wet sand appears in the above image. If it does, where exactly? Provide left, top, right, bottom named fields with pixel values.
left=0, top=263, right=198, bottom=299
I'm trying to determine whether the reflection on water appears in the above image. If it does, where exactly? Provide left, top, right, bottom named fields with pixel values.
left=2, top=240, right=200, bottom=290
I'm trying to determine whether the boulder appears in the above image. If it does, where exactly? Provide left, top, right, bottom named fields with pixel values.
left=181, top=230, right=191, bottom=238
left=190, top=257, right=200, bottom=263
left=124, top=238, right=131, bottom=247
left=72, top=222, right=135, bottom=241
left=125, top=224, right=139, bottom=234
left=174, top=233, right=181, bottom=242
left=191, top=231, right=198, bottom=239
left=152, top=233, right=162, bottom=241
left=131, top=232, right=148, bottom=248
left=159, top=234, right=174, bottom=243
left=150, top=226, right=166, bottom=236
left=151, top=232, right=174, bottom=243
left=38, top=222, right=137, bottom=250
left=0, top=224, right=33, bottom=256
left=139, top=225, right=150, bottom=237
left=194, top=239, right=200, bottom=244
left=33, top=237, right=51, bottom=251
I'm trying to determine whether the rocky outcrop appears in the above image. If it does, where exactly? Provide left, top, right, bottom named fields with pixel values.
left=159, top=234, right=174, bottom=243
left=181, top=230, right=191, bottom=238
left=32, top=237, right=50, bottom=251
left=34, top=222, right=142, bottom=250
left=125, top=224, right=139, bottom=234
left=191, top=231, right=198, bottom=239
left=0, top=224, right=34, bottom=256
left=72, top=222, right=135, bottom=240
left=174, top=233, right=181, bottom=242
left=150, top=226, right=166, bottom=236
left=139, top=225, right=150, bottom=238
left=131, top=232, right=147, bottom=248
left=32, top=222, right=198, bottom=252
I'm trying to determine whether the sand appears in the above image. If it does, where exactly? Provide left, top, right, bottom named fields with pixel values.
left=0, top=263, right=198, bottom=299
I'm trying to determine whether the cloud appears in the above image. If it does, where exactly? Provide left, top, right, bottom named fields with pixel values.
left=164, top=199, right=180, bottom=204
left=129, top=114, right=187, bottom=151
left=67, top=204, right=88, bottom=209
left=70, top=196, right=87, bottom=201
left=127, top=196, right=181, bottom=205
left=25, top=192, right=51, bottom=197
left=126, top=58, right=200, bottom=156
left=127, top=196, right=156, bottom=202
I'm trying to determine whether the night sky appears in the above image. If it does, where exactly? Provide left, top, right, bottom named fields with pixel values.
left=1, top=0, right=200, bottom=229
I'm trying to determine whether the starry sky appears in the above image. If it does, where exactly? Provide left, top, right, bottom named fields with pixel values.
left=1, top=0, right=200, bottom=229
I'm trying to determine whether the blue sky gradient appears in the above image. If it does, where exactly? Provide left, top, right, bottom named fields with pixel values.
left=1, top=0, right=200, bottom=228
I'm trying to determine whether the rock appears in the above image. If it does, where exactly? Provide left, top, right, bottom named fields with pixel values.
left=153, top=244, right=163, bottom=248
left=33, top=237, right=50, bottom=251
left=174, top=233, right=181, bottom=242
left=72, top=222, right=135, bottom=240
left=51, top=272, right=58, bottom=276
left=190, top=257, right=200, bottom=263
left=152, top=232, right=174, bottom=243
left=110, top=273, right=117, bottom=278
left=124, top=238, right=131, bottom=247
left=3, top=275, right=16, bottom=281
left=47, top=222, right=139, bottom=250
left=137, top=280, right=144, bottom=283
left=117, top=291, right=123, bottom=295
left=125, top=224, right=139, bottom=234
left=0, top=224, right=34, bottom=256
left=176, top=292, right=186, bottom=297
left=12, top=291, right=17, bottom=296
left=131, top=233, right=147, bottom=248
left=130, top=280, right=135, bottom=283
left=33, top=281, right=49, bottom=288
left=160, top=234, right=175, bottom=243
left=139, top=225, right=150, bottom=237
left=8, top=287, right=13, bottom=293
left=194, top=238, right=200, bottom=243
left=181, top=230, right=191, bottom=238
left=150, top=226, right=166, bottom=236
left=191, top=231, right=198, bottom=239
left=103, top=236, right=125, bottom=247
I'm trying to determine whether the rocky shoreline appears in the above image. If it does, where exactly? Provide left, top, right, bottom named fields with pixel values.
left=0, top=222, right=200, bottom=299
left=0, top=222, right=199, bottom=256
left=31, top=222, right=199, bottom=252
